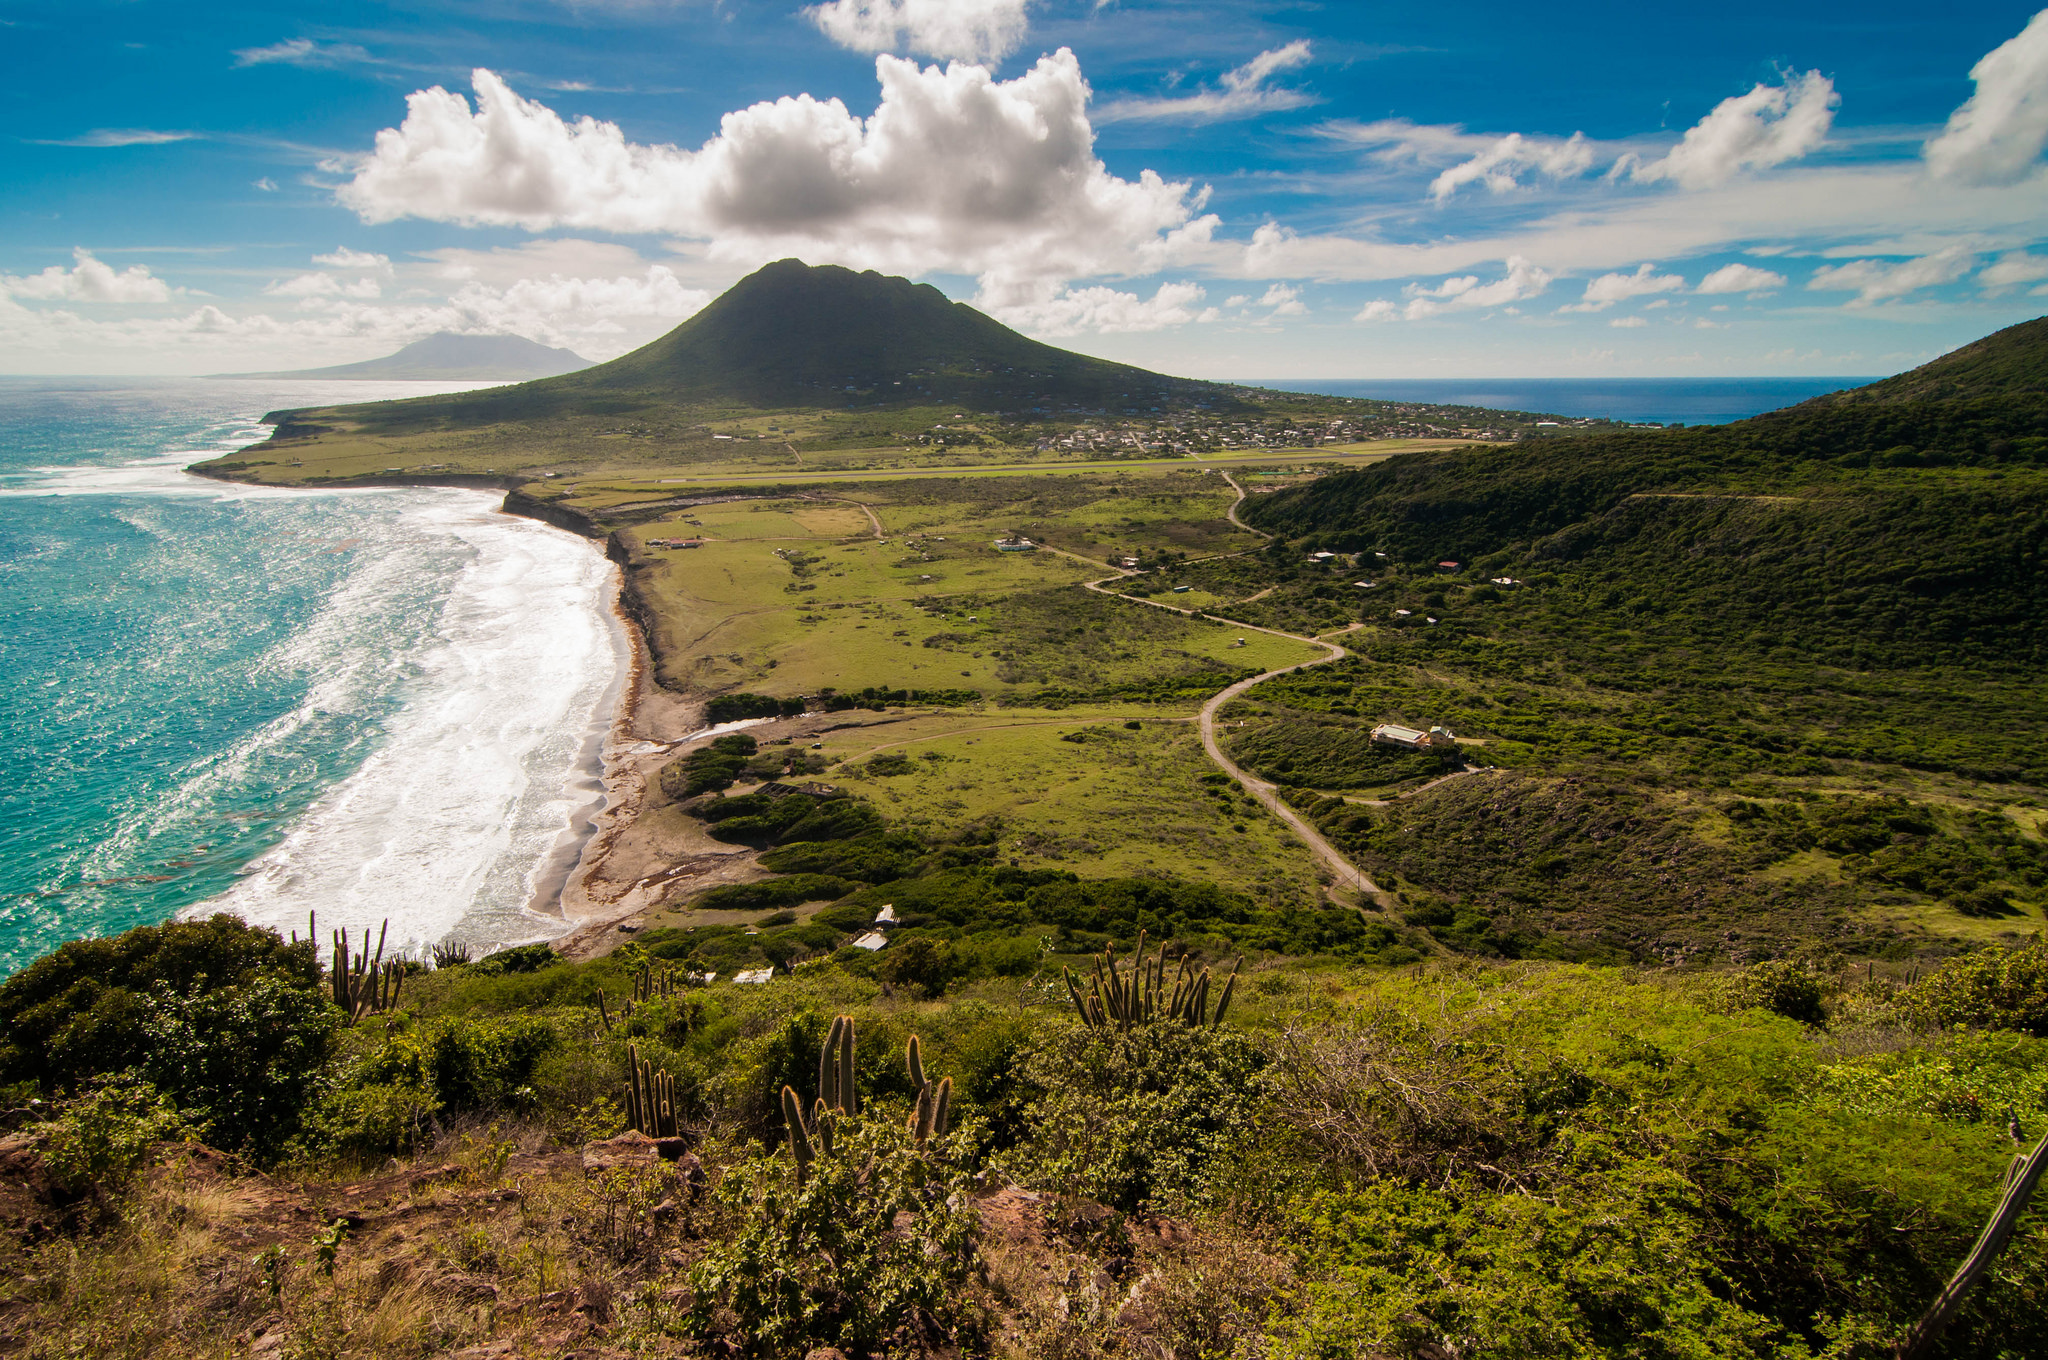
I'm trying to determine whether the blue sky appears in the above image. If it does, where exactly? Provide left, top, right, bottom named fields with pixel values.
left=3, top=0, right=2047, bottom=378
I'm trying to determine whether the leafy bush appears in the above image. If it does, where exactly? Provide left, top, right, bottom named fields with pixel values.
left=140, top=972, right=341, bottom=1161
left=468, top=942, right=562, bottom=975
left=1726, top=958, right=1828, bottom=1026
left=706, top=693, right=808, bottom=723
left=34, top=1072, right=188, bottom=1193
left=0, top=915, right=317, bottom=1096
left=349, top=1014, right=557, bottom=1116
left=662, top=733, right=762, bottom=797
left=1901, top=936, right=2048, bottom=1035
left=690, top=876, right=858, bottom=913
left=687, top=1114, right=982, bottom=1355
left=1011, top=1020, right=1270, bottom=1213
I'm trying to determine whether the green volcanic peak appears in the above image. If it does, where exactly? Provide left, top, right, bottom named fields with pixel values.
left=568, top=258, right=1215, bottom=411
left=283, top=259, right=1230, bottom=435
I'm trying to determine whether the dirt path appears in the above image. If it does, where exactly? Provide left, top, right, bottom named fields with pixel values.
left=1062, top=476, right=1383, bottom=902
left=1221, top=472, right=1271, bottom=538
left=1341, top=765, right=1487, bottom=807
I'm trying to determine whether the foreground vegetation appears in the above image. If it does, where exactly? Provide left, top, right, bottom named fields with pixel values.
left=2, top=915, right=2045, bottom=1358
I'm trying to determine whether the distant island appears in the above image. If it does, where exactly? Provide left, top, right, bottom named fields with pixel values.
left=214, top=331, right=592, bottom=381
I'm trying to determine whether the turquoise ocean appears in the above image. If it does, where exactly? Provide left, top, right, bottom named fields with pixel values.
left=0, top=378, right=624, bottom=977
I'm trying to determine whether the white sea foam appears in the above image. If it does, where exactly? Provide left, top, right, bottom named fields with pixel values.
left=7, top=402, right=625, bottom=955
left=202, top=495, right=623, bottom=953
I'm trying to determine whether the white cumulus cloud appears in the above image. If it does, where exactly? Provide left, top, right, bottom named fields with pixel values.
left=1696, top=262, right=1788, bottom=293
left=336, top=56, right=1213, bottom=302
left=1610, top=315, right=1649, bottom=328
left=1626, top=71, right=1837, bottom=189
left=1257, top=282, right=1306, bottom=315
left=1428, top=131, right=1594, bottom=201
left=266, top=273, right=384, bottom=300
left=1, top=249, right=180, bottom=303
left=1096, top=40, right=1316, bottom=123
left=805, top=0, right=1033, bottom=65
left=987, top=280, right=1213, bottom=335
left=1980, top=249, right=2048, bottom=292
left=1564, top=261, right=1685, bottom=311
left=1394, top=256, right=1551, bottom=319
left=1806, top=246, right=1975, bottom=305
left=312, top=246, right=393, bottom=272
left=1925, top=9, right=2048, bottom=185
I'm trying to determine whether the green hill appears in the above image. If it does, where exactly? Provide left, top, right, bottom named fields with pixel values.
left=215, top=332, right=592, bottom=381
left=260, top=259, right=1230, bottom=439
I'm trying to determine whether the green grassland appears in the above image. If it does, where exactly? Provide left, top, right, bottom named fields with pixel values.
left=582, top=471, right=1315, bottom=697
left=818, top=712, right=1318, bottom=888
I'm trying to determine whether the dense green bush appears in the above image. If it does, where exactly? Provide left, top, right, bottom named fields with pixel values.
left=688, top=1114, right=982, bottom=1355
left=662, top=733, right=761, bottom=797
left=1010, top=1020, right=1271, bottom=1213
left=468, top=942, right=562, bottom=975
left=140, top=973, right=340, bottom=1161
left=1901, top=936, right=2048, bottom=1035
left=0, top=915, right=317, bottom=1095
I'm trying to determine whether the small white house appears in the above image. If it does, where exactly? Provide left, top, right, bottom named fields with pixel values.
left=734, top=967, right=774, bottom=985
left=850, top=931, right=889, bottom=951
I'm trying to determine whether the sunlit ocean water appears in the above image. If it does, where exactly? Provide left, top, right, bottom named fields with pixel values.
left=0, top=378, right=623, bottom=977
left=1247, top=376, right=1880, bottom=425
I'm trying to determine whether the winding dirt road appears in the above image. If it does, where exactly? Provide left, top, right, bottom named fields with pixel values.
left=1041, top=483, right=1385, bottom=901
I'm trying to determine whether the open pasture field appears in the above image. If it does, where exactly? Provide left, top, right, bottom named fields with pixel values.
left=608, top=473, right=1320, bottom=696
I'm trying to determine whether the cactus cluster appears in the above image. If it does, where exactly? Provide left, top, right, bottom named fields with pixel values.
left=1063, top=930, right=1239, bottom=1031
left=597, top=959, right=690, bottom=1034
left=314, top=913, right=404, bottom=1022
left=780, top=1015, right=950, bottom=1186
left=624, top=1042, right=681, bottom=1138
left=429, top=941, right=471, bottom=970
left=904, top=1034, right=952, bottom=1146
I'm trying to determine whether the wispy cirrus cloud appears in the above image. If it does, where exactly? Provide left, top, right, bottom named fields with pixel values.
left=1807, top=246, right=1976, bottom=305
left=1096, top=40, right=1315, bottom=124
left=31, top=128, right=196, bottom=147
left=233, top=38, right=375, bottom=68
left=1429, top=131, right=1594, bottom=201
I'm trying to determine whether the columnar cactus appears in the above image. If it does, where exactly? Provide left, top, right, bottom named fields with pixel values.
left=625, top=1042, right=681, bottom=1137
left=318, top=914, right=404, bottom=1022
left=1062, top=929, right=1239, bottom=1029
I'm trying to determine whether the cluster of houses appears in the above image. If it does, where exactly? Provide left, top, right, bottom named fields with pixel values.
left=645, top=537, right=704, bottom=550
left=993, top=535, right=1038, bottom=552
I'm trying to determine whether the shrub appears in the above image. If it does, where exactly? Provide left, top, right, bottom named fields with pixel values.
left=690, top=876, right=859, bottom=913
left=0, top=915, right=317, bottom=1095
left=687, top=1113, right=982, bottom=1355
left=1902, top=936, right=2048, bottom=1035
left=877, top=937, right=961, bottom=998
left=706, top=693, right=808, bottom=723
left=663, top=733, right=763, bottom=798
left=350, top=1014, right=557, bottom=1116
left=293, top=1082, right=442, bottom=1163
left=1011, top=1020, right=1270, bottom=1213
left=140, top=972, right=341, bottom=1162
left=469, top=942, right=562, bottom=975
left=1726, top=958, right=1828, bottom=1027
left=34, top=1072, right=188, bottom=1194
